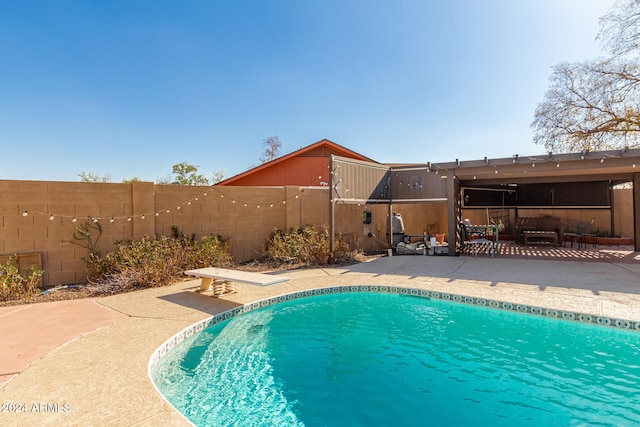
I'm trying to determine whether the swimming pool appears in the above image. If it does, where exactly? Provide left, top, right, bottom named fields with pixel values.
left=151, top=291, right=640, bottom=426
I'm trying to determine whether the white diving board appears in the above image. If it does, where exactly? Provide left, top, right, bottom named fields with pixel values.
left=185, top=267, right=290, bottom=297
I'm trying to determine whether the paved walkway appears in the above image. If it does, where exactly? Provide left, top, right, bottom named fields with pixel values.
left=0, top=299, right=127, bottom=386
left=1, top=253, right=640, bottom=426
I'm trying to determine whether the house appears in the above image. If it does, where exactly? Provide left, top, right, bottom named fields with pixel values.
left=216, top=139, right=377, bottom=186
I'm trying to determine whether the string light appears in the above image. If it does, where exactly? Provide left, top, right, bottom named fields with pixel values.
left=16, top=184, right=305, bottom=224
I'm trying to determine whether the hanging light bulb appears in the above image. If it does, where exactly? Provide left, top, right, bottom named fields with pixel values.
left=49, top=214, right=55, bottom=221
left=72, top=217, right=77, bottom=223
left=110, top=217, right=115, bottom=223
left=22, top=210, right=28, bottom=217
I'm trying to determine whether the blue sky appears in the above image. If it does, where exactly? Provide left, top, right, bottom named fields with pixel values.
left=0, top=0, right=614, bottom=182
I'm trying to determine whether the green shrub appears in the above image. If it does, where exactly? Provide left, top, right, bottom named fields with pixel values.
left=0, top=258, right=43, bottom=302
left=262, top=225, right=362, bottom=267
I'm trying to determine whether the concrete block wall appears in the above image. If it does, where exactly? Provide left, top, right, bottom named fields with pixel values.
left=0, top=180, right=330, bottom=285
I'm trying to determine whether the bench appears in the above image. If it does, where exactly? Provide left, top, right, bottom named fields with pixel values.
left=515, top=216, right=563, bottom=245
left=523, top=230, right=558, bottom=247
left=185, top=267, right=290, bottom=297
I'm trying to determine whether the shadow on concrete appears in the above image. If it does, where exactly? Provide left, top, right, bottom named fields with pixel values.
left=156, top=287, right=243, bottom=316
left=336, top=245, right=640, bottom=297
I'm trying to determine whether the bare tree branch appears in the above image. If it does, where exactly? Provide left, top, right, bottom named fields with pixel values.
left=532, top=0, right=640, bottom=152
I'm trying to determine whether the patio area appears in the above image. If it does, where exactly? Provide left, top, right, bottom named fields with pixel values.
left=1, top=249, right=640, bottom=426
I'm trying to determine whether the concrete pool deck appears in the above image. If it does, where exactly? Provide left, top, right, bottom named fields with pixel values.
left=1, top=253, right=640, bottom=426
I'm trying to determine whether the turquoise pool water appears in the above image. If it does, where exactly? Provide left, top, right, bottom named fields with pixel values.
left=152, top=292, right=640, bottom=426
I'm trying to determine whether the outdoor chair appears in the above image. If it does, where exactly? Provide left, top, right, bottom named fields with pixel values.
left=460, top=222, right=495, bottom=257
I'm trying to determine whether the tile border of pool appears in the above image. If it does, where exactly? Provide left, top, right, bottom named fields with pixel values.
left=148, top=284, right=640, bottom=377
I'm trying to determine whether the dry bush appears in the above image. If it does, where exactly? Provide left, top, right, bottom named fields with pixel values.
left=0, top=258, right=43, bottom=302
left=262, top=225, right=364, bottom=267
left=87, top=233, right=233, bottom=292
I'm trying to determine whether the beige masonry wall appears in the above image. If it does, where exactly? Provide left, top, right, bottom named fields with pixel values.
left=0, top=180, right=330, bottom=286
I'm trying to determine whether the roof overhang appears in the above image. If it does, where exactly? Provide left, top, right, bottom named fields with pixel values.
left=426, top=148, right=639, bottom=185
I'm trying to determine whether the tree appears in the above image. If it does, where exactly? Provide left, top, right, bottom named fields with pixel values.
left=122, top=177, right=142, bottom=183
left=532, top=0, right=640, bottom=152
left=211, top=170, right=226, bottom=184
left=78, top=172, right=112, bottom=183
left=155, top=174, right=172, bottom=185
left=260, top=136, right=282, bottom=163
left=171, top=162, right=210, bottom=186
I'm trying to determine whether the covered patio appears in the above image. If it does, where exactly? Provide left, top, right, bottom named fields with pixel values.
left=329, top=147, right=640, bottom=255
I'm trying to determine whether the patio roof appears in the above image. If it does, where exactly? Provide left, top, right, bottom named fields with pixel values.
left=330, top=147, right=640, bottom=253
left=429, top=147, right=640, bottom=185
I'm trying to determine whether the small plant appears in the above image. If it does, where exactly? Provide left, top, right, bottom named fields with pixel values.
left=64, top=219, right=104, bottom=278
left=0, top=257, right=44, bottom=302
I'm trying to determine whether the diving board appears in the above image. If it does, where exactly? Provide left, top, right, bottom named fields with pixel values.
left=185, top=267, right=290, bottom=297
